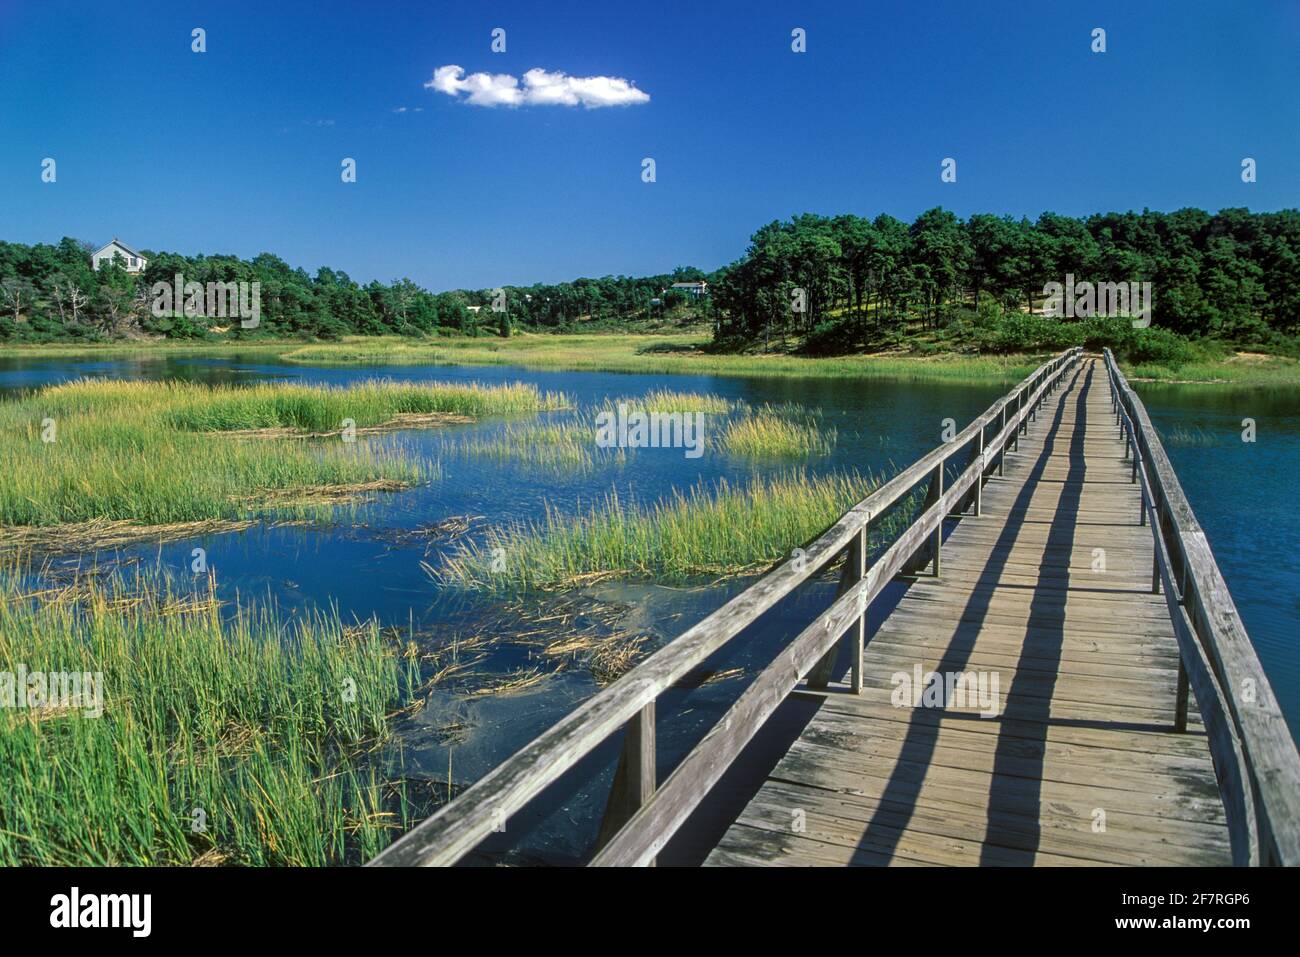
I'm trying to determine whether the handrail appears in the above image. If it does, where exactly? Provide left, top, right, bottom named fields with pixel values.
left=1101, top=348, right=1300, bottom=866
left=368, top=347, right=1083, bottom=867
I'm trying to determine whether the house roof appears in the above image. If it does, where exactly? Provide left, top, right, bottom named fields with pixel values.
left=93, top=238, right=144, bottom=259
left=671, top=280, right=706, bottom=287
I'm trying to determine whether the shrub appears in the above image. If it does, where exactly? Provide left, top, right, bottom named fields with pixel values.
left=970, top=312, right=1083, bottom=353
left=802, top=317, right=860, bottom=356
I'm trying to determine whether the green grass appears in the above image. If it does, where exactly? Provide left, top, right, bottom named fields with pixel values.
left=601, top=388, right=740, bottom=414
left=439, top=470, right=887, bottom=590
left=457, top=414, right=611, bottom=474
left=0, top=377, right=561, bottom=528
left=457, top=393, right=833, bottom=473
left=720, top=408, right=834, bottom=459
left=11, top=335, right=1300, bottom=387
left=278, top=334, right=1042, bottom=382
left=457, top=390, right=740, bottom=475
left=162, top=378, right=567, bottom=432
left=0, top=567, right=424, bottom=865
left=0, top=340, right=294, bottom=360
left=7, top=333, right=1039, bottom=383
left=1125, top=353, right=1300, bottom=387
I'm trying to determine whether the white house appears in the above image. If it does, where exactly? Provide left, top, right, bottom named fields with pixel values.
left=670, top=280, right=708, bottom=299
left=91, top=239, right=148, bottom=273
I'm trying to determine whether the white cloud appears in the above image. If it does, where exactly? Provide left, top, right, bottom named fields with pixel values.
left=424, top=65, right=649, bottom=108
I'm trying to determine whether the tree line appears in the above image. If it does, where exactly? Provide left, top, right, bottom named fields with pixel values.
left=2, top=207, right=1297, bottom=350
left=711, top=207, right=1300, bottom=351
left=0, top=237, right=708, bottom=342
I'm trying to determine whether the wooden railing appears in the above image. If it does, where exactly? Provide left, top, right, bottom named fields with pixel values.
left=368, top=347, right=1084, bottom=867
left=1101, top=349, right=1300, bottom=866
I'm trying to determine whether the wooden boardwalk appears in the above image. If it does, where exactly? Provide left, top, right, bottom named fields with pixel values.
left=708, top=358, right=1230, bottom=866
left=372, top=348, right=1300, bottom=869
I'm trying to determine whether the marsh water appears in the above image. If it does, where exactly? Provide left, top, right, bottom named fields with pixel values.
left=3, top=352, right=1298, bottom=862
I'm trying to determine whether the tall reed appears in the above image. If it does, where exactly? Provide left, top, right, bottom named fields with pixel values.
left=439, top=470, right=885, bottom=590
left=719, top=408, right=834, bottom=458
left=0, top=377, right=564, bottom=528
left=0, top=566, right=424, bottom=865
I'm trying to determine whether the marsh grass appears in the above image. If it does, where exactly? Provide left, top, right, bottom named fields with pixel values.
left=439, top=469, right=889, bottom=590
left=0, top=409, right=419, bottom=528
left=1126, top=352, right=1300, bottom=387
left=720, top=407, right=834, bottom=458
left=0, top=377, right=560, bottom=530
left=1, top=334, right=1036, bottom=383
left=22, top=336, right=1300, bottom=387
left=161, top=378, right=566, bottom=432
left=599, top=389, right=740, bottom=415
left=0, top=565, right=427, bottom=865
left=459, top=393, right=833, bottom=473
left=276, top=334, right=1041, bottom=383
left=456, top=389, right=734, bottom=476
left=456, top=413, right=612, bottom=474
left=458, top=389, right=739, bottom=474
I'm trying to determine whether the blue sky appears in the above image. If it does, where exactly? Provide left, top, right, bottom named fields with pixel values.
left=2, top=0, right=1298, bottom=290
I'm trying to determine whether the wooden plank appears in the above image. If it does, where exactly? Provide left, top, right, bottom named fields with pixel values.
left=807, top=691, right=1214, bottom=758
left=768, top=730, right=1228, bottom=827
left=734, top=781, right=1224, bottom=866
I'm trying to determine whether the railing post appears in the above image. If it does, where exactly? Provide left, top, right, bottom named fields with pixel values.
left=850, top=524, right=868, bottom=694
left=974, top=426, right=984, bottom=516
left=929, top=463, right=944, bottom=577
left=998, top=404, right=1007, bottom=475
left=1173, top=662, right=1189, bottom=733
left=1151, top=498, right=1163, bottom=594
left=808, top=524, right=868, bottom=691
left=595, top=701, right=656, bottom=856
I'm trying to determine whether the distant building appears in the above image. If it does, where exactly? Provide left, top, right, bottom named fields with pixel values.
left=670, top=280, right=708, bottom=299
left=91, top=239, right=148, bottom=273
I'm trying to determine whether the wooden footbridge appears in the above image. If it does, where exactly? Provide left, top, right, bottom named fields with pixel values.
left=371, top=348, right=1300, bottom=867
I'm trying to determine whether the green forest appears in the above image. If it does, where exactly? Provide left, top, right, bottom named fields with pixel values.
left=2, top=207, right=1298, bottom=362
